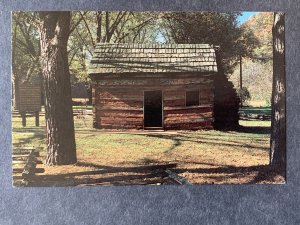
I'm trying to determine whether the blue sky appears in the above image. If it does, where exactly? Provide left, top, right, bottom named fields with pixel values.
left=238, top=12, right=258, bottom=25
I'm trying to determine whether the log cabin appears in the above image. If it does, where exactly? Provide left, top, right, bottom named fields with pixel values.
left=89, top=43, right=239, bottom=130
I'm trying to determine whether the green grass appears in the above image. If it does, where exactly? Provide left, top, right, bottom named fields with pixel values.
left=12, top=114, right=270, bottom=164
left=12, top=114, right=272, bottom=184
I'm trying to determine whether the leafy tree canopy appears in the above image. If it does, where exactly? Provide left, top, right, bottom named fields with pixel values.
left=12, top=12, right=41, bottom=83
left=242, top=12, right=273, bottom=61
left=230, top=12, right=273, bottom=103
left=160, top=12, right=259, bottom=73
left=12, top=11, right=260, bottom=85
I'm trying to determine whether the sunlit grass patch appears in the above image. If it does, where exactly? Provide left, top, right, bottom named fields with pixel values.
left=12, top=114, right=273, bottom=184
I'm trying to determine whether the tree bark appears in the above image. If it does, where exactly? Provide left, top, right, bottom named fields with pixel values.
left=12, top=74, right=20, bottom=110
left=105, top=12, right=110, bottom=42
left=12, top=23, right=20, bottom=111
left=39, top=12, right=77, bottom=165
left=270, top=12, right=286, bottom=173
left=96, top=12, right=102, bottom=43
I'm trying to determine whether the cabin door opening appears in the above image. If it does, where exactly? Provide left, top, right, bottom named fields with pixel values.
left=144, top=90, right=163, bottom=128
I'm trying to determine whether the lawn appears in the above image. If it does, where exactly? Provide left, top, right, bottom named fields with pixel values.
left=12, top=111, right=284, bottom=186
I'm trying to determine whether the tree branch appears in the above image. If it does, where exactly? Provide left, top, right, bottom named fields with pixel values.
left=69, top=11, right=88, bottom=35
left=79, top=11, right=95, bottom=47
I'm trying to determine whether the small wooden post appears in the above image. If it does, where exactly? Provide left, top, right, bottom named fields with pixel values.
left=21, top=112, right=26, bottom=127
left=35, top=111, right=39, bottom=127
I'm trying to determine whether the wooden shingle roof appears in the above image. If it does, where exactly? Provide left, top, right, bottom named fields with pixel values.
left=89, top=43, right=218, bottom=74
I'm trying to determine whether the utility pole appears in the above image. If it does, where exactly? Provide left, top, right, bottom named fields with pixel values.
left=240, top=55, right=243, bottom=107
left=240, top=55, right=243, bottom=90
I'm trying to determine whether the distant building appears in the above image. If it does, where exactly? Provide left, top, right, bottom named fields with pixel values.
left=89, top=43, right=239, bottom=130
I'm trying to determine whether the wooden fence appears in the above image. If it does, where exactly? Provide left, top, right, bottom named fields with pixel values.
left=13, top=147, right=44, bottom=186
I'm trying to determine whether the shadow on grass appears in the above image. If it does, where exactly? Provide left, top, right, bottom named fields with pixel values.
left=132, top=130, right=269, bottom=154
left=235, top=125, right=271, bottom=134
left=12, top=127, right=46, bottom=147
left=25, top=161, right=285, bottom=186
left=27, top=162, right=178, bottom=186
left=13, top=121, right=276, bottom=186
left=172, top=164, right=285, bottom=184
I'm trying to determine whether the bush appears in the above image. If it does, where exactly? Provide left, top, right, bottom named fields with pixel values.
left=238, top=87, right=251, bottom=105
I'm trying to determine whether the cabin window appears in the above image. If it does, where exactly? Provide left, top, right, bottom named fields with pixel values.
left=186, top=90, right=200, bottom=106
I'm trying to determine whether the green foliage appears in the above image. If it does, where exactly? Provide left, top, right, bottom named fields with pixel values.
left=12, top=12, right=41, bottom=83
left=243, top=12, right=273, bottom=61
left=68, top=12, right=159, bottom=86
left=230, top=13, right=273, bottom=104
left=230, top=59, right=272, bottom=102
left=237, top=87, right=251, bottom=105
left=12, top=11, right=262, bottom=92
left=12, top=11, right=159, bottom=86
left=160, top=12, right=259, bottom=73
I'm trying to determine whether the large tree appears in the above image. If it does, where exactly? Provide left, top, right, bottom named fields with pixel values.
left=39, top=12, right=77, bottom=165
left=270, top=12, right=286, bottom=173
left=12, top=12, right=158, bottom=107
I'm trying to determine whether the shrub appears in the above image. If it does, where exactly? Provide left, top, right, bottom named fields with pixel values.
left=238, top=87, right=251, bottom=105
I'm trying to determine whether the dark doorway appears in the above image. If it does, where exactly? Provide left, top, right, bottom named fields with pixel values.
left=144, top=90, right=163, bottom=128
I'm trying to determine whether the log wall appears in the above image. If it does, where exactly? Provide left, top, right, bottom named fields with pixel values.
left=92, top=73, right=214, bottom=130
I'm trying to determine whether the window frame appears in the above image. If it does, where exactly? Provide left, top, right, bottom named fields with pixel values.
left=185, top=89, right=200, bottom=107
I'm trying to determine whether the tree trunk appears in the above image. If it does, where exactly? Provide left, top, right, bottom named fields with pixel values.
left=270, top=12, right=286, bottom=173
left=96, top=12, right=102, bottom=43
left=12, top=74, right=20, bottom=110
left=239, top=55, right=243, bottom=89
left=39, top=12, right=77, bottom=165
left=12, top=23, right=20, bottom=111
left=239, top=55, right=243, bottom=107
left=104, top=12, right=110, bottom=42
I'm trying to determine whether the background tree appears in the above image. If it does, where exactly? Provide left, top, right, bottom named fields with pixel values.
left=12, top=12, right=159, bottom=107
left=39, top=12, right=77, bottom=165
left=67, top=12, right=158, bottom=102
left=158, top=12, right=255, bottom=129
left=237, top=87, right=251, bottom=106
left=161, top=12, right=259, bottom=74
left=12, top=12, right=41, bottom=110
left=229, top=13, right=273, bottom=105
left=270, top=12, right=286, bottom=173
